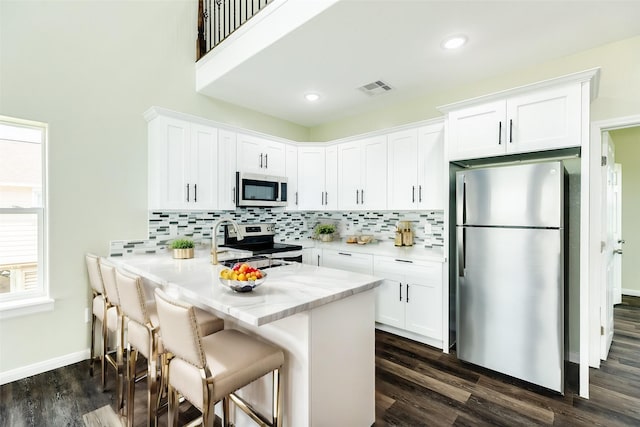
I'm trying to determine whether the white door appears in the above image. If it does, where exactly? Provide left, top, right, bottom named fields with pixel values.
left=404, top=281, right=442, bottom=339
left=263, top=141, right=286, bottom=175
left=600, top=133, right=616, bottom=360
left=417, top=123, right=445, bottom=210
left=361, top=135, right=388, bottom=210
left=375, top=279, right=405, bottom=329
left=506, top=83, right=581, bottom=153
left=337, top=141, right=362, bottom=210
left=297, top=147, right=325, bottom=210
left=324, top=145, right=339, bottom=210
left=387, top=129, right=418, bottom=210
left=285, top=145, right=298, bottom=210
left=613, top=163, right=623, bottom=305
left=190, top=124, right=218, bottom=209
left=217, top=129, right=237, bottom=210
left=448, top=100, right=506, bottom=160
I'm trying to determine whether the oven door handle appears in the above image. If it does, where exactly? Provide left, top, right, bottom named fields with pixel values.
left=266, top=250, right=304, bottom=259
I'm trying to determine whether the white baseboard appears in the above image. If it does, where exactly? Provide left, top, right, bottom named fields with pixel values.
left=622, top=288, right=640, bottom=297
left=0, top=349, right=90, bottom=385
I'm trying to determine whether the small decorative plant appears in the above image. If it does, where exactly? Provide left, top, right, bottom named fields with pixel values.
left=170, top=239, right=195, bottom=259
left=170, top=239, right=194, bottom=249
left=314, top=224, right=336, bottom=242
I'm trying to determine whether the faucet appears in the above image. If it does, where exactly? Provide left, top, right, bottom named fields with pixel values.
left=211, top=217, right=244, bottom=265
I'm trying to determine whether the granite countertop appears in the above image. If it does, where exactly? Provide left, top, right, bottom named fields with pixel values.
left=283, top=239, right=446, bottom=262
left=109, top=249, right=382, bottom=327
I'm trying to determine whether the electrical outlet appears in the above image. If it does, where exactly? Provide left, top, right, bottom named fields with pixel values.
left=424, top=222, right=432, bottom=235
left=84, top=307, right=90, bottom=323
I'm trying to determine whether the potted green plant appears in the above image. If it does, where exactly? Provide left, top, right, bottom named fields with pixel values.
left=315, top=224, right=337, bottom=242
left=170, top=239, right=195, bottom=259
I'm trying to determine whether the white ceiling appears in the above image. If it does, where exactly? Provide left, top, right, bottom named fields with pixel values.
left=197, top=0, right=640, bottom=128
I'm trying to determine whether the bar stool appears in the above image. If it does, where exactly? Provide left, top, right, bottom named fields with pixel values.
left=115, top=269, right=225, bottom=427
left=98, top=259, right=126, bottom=412
left=85, top=253, right=117, bottom=389
left=154, top=288, right=284, bottom=427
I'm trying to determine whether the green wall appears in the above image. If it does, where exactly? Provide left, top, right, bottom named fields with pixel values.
left=310, top=35, right=640, bottom=141
left=609, top=127, right=640, bottom=295
left=0, top=0, right=307, bottom=374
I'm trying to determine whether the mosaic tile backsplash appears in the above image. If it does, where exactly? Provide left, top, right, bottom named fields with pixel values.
left=110, top=209, right=444, bottom=256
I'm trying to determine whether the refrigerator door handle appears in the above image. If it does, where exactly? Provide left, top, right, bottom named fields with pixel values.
left=458, top=227, right=465, bottom=277
left=456, top=174, right=466, bottom=225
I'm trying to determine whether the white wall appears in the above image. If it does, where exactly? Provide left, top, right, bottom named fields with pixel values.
left=0, top=0, right=308, bottom=375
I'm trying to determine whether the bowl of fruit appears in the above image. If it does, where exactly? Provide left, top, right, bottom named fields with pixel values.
left=218, top=262, right=266, bottom=292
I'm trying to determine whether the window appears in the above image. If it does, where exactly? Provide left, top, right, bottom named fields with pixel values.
left=0, top=116, right=50, bottom=316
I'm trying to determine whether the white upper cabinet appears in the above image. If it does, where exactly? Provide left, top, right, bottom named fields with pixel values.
left=285, top=144, right=298, bottom=210
left=298, top=145, right=338, bottom=210
left=237, top=133, right=286, bottom=176
left=148, top=115, right=218, bottom=211
left=337, top=135, right=387, bottom=211
left=324, top=145, right=338, bottom=210
left=217, top=129, right=237, bottom=210
left=387, top=123, right=444, bottom=210
left=447, top=82, right=584, bottom=161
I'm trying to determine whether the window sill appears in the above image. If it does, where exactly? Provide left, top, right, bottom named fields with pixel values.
left=0, top=297, right=55, bottom=320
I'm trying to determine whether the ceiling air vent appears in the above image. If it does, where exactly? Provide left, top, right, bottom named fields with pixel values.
left=358, top=80, right=392, bottom=96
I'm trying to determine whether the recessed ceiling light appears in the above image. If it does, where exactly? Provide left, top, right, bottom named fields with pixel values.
left=304, top=93, right=320, bottom=102
left=441, top=35, right=467, bottom=50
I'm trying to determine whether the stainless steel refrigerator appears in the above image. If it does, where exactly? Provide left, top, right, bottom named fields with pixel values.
left=455, top=161, right=565, bottom=393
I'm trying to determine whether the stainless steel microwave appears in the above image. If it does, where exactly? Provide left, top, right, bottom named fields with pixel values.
left=236, top=172, right=288, bottom=207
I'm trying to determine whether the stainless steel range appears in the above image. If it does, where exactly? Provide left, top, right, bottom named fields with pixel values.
left=221, top=223, right=303, bottom=267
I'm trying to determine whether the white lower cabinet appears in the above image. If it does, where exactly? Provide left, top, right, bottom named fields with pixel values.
left=302, top=248, right=322, bottom=266
left=321, top=249, right=373, bottom=275
left=374, top=256, right=443, bottom=346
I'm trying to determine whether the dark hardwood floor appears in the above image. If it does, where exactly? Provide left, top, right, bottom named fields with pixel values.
left=375, top=295, right=640, bottom=426
left=1, top=296, right=639, bottom=426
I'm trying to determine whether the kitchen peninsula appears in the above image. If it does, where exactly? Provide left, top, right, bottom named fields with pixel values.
left=110, top=248, right=382, bottom=427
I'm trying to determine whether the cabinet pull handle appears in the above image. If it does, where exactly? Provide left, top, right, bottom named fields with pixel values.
left=498, top=121, right=502, bottom=145
left=406, top=284, right=410, bottom=303
left=317, top=254, right=320, bottom=266
left=394, top=259, right=413, bottom=263
left=509, top=119, right=513, bottom=143
left=194, top=184, right=197, bottom=202
left=186, top=184, right=190, bottom=202
left=260, top=153, right=263, bottom=168
left=356, top=189, right=359, bottom=204
left=338, top=252, right=352, bottom=256
left=325, top=191, right=328, bottom=205
left=295, top=191, right=298, bottom=205
left=419, top=185, right=422, bottom=203
left=399, top=283, right=402, bottom=302
left=321, top=192, right=324, bottom=205
left=265, top=153, right=268, bottom=168
left=232, top=186, right=236, bottom=203
left=361, top=189, right=364, bottom=204
left=412, top=185, right=415, bottom=203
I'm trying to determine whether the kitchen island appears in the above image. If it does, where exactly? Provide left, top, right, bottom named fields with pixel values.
left=110, top=249, right=382, bottom=427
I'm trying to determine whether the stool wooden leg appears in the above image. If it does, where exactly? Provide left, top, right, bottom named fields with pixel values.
left=101, top=312, right=108, bottom=390
left=273, top=369, right=282, bottom=427
left=167, top=382, right=179, bottom=427
left=89, top=312, right=97, bottom=377
left=116, top=318, right=125, bottom=413
left=148, top=353, right=159, bottom=427
left=222, top=396, right=230, bottom=427
left=126, top=347, right=138, bottom=427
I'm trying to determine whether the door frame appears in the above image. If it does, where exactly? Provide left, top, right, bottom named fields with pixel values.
left=588, top=114, right=640, bottom=385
